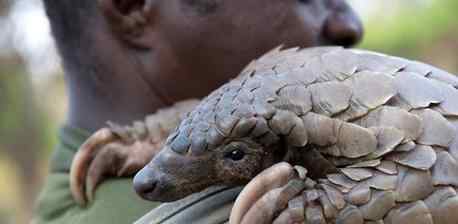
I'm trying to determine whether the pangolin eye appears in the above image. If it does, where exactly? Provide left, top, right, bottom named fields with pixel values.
left=224, top=142, right=248, bottom=161
left=224, top=143, right=248, bottom=161
left=225, top=149, right=246, bottom=161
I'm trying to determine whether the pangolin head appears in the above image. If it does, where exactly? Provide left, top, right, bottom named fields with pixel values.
left=133, top=79, right=288, bottom=202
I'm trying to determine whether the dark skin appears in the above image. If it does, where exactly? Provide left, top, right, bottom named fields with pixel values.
left=68, top=0, right=363, bottom=217
left=67, top=0, right=363, bottom=133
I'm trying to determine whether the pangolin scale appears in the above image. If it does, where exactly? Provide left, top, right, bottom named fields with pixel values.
left=111, top=46, right=458, bottom=224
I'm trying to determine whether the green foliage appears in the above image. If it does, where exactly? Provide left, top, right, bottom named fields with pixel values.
left=0, top=63, right=52, bottom=156
left=360, top=0, right=458, bottom=58
left=0, top=66, right=27, bottom=141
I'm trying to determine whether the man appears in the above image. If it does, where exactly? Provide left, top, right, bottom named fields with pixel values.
left=33, top=0, right=363, bottom=223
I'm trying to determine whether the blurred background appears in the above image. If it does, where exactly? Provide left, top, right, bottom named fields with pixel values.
left=0, top=0, right=457, bottom=223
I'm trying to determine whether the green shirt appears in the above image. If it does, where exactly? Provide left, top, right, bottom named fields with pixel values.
left=33, top=126, right=240, bottom=224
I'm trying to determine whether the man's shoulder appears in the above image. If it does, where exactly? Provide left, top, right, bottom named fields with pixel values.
left=34, top=125, right=240, bottom=224
left=34, top=173, right=240, bottom=224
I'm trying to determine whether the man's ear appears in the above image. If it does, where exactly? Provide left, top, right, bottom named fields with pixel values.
left=98, top=0, right=158, bottom=49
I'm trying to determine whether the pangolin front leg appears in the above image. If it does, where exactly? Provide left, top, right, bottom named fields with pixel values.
left=234, top=113, right=458, bottom=224
left=70, top=100, right=200, bottom=206
left=231, top=163, right=458, bottom=224
left=231, top=95, right=458, bottom=223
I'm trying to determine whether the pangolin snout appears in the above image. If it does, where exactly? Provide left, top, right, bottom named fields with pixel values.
left=133, top=165, right=161, bottom=201
left=133, top=147, right=192, bottom=202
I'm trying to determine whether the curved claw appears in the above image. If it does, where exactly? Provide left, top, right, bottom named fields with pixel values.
left=70, top=128, right=118, bottom=206
left=83, top=141, right=158, bottom=202
left=272, top=196, right=306, bottom=224
left=85, top=146, right=119, bottom=203
left=230, top=162, right=297, bottom=224
left=239, top=179, right=305, bottom=224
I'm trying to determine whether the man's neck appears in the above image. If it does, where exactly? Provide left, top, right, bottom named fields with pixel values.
left=64, top=71, right=167, bottom=133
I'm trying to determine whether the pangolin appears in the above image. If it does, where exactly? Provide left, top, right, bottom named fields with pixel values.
left=132, top=46, right=458, bottom=224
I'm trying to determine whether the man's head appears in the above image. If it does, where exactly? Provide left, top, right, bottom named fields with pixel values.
left=43, top=0, right=363, bottom=130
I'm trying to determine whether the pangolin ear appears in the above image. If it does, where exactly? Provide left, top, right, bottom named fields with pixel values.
left=98, top=0, right=158, bottom=49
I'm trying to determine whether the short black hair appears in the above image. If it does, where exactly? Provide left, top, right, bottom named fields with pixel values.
left=42, top=0, right=98, bottom=73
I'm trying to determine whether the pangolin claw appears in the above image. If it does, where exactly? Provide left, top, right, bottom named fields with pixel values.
left=69, top=99, right=199, bottom=206
left=70, top=128, right=118, bottom=206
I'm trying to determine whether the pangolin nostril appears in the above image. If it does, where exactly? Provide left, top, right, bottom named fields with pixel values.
left=133, top=168, right=158, bottom=199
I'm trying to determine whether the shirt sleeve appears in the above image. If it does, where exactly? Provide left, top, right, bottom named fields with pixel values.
left=32, top=174, right=160, bottom=224
left=134, top=186, right=242, bottom=224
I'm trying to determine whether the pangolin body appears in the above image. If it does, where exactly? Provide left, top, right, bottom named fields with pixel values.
left=138, top=46, right=458, bottom=224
